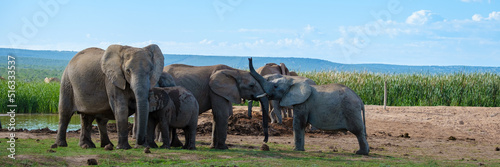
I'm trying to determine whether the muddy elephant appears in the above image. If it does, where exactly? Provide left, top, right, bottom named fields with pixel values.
left=249, top=58, right=369, bottom=155
left=55, top=44, right=164, bottom=149
left=147, top=86, right=198, bottom=150
left=164, top=64, right=269, bottom=149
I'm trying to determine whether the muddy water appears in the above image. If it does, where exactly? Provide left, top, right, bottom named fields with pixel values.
left=0, top=114, right=134, bottom=131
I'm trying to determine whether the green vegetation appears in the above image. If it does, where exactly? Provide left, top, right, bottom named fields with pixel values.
left=0, top=137, right=483, bottom=166
left=301, top=71, right=499, bottom=107
left=1, top=69, right=498, bottom=114
left=0, top=80, right=60, bottom=113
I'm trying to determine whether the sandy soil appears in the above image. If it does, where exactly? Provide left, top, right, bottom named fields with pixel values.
left=3, top=105, right=500, bottom=165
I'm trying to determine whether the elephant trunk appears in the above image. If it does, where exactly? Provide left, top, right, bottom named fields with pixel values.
left=259, top=96, right=269, bottom=143
left=247, top=100, right=253, bottom=119
left=248, top=58, right=272, bottom=94
left=249, top=58, right=270, bottom=142
left=131, top=76, right=151, bottom=146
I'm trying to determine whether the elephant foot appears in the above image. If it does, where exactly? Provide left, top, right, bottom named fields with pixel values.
left=100, top=141, right=114, bottom=148
left=171, top=139, right=183, bottom=147
left=79, top=141, right=96, bottom=148
left=148, top=142, right=159, bottom=149
left=55, top=140, right=68, bottom=147
left=160, top=144, right=170, bottom=149
left=210, top=144, right=228, bottom=150
left=117, top=143, right=132, bottom=150
left=293, top=148, right=305, bottom=151
left=182, top=145, right=196, bottom=150
left=355, top=150, right=369, bottom=155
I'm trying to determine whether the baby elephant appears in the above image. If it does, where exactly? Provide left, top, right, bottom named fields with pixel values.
left=147, top=86, right=199, bottom=149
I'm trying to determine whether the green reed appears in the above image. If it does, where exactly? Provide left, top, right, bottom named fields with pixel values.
left=0, top=80, right=60, bottom=113
left=301, top=71, right=499, bottom=107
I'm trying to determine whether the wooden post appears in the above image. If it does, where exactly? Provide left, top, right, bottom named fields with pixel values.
left=384, top=81, right=387, bottom=110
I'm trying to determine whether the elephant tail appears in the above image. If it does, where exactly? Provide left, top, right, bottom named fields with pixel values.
left=361, top=102, right=367, bottom=138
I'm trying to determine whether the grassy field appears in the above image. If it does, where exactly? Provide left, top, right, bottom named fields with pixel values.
left=302, top=71, right=499, bottom=107
left=1, top=71, right=498, bottom=113
left=0, top=137, right=461, bottom=166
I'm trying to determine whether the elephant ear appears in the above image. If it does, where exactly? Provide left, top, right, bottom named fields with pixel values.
left=280, top=81, right=312, bottom=107
left=279, top=63, right=289, bottom=75
left=209, top=69, right=242, bottom=104
left=101, top=45, right=126, bottom=90
left=144, top=44, right=165, bottom=88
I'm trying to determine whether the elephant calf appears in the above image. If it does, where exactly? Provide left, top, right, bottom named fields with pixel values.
left=147, top=86, right=199, bottom=150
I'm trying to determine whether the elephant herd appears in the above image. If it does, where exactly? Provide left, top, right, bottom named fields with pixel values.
left=54, top=44, right=369, bottom=155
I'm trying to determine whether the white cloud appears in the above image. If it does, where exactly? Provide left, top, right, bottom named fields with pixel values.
left=488, top=11, right=500, bottom=20
left=406, top=10, right=433, bottom=25
left=472, top=14, right=483, bottom=21
left=471, top=11, right=500, bottom=21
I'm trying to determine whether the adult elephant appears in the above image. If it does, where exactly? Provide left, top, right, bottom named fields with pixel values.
left=249, top=59, right=369, bottom=155
left=54, top=44, right=164, bottom=149
left=164, top=64, right=269, bottom=149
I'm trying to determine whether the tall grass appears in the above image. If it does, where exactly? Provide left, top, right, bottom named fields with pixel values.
left=0, top=80, right=59, bottom=113
left=301, top=71, right=499, bottom=107
left=1, top=71, right=498, bottom=114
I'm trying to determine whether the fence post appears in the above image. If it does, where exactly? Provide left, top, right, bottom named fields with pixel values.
left=384, top=81, right=387, bottom=110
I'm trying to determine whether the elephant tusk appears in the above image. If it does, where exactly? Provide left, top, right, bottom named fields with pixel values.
left=256, top=93, right=267, bottom=98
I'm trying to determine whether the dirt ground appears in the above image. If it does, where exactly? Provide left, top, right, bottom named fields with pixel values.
left=3, top=105, right=500, bottom=164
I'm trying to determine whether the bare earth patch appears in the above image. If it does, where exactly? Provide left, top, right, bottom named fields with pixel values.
left=2, top=105, right=500, bottom=165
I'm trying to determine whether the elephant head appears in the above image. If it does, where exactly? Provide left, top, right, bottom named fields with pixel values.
left=249, top=58, right=312, bottom=106
left=101, top=44, right=164, bottom=146
left=209, top=68, right=270, bottom=143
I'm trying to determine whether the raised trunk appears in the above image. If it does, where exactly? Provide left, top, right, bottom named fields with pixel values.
left=249, top=58, right=270, bottom=143
left=248, top=58, right=272, bottom=93
left=131, top=76, right=151, bottom=146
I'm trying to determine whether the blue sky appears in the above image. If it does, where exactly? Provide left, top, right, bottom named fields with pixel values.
left=1, top=0, right=499, bottom=66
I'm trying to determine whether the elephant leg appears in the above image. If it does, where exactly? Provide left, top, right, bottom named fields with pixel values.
left=55, top=87, right=74, bottom=147
left=282, top=108, right=288, bottom=118
left=209, top=96, right=231, bottom=149
left=345, top=110, right=369, bottom=155
left=182, top=123, right=197, bottom=150
left=292, top=110, right=307, bottom=151
left=115, top=109, right=132, bottom=149
left=287, top=108, right=293, bottom=118
left=270, top=100, right=282, bottom=124
left=159, top=121, right=170, bottom=149
left=147, top=116, right=159, bottom=148
left=155, top=123, right=162, bottom=142
left=96, top=117, right=113, bottom=147
left=269, top=108, right=278, bottom=124
left=170, top=128, right=183, bottom=147
left=79, top=114, right=97, bottom=148
left=131, top=113, right=137, bottom=139
left=55, top=109, right=74, bottom=147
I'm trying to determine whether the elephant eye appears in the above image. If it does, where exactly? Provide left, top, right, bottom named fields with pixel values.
left=249, top=84, right=255, bottom=88
left=274, top=84, right=278, bottom=88
left=126, top=69, right=131, bottom=75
